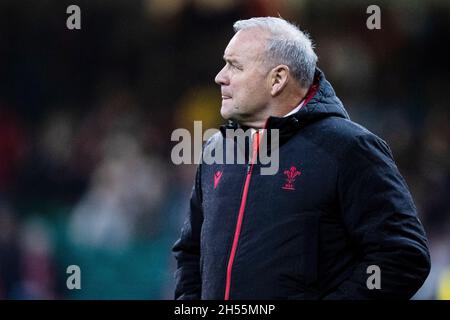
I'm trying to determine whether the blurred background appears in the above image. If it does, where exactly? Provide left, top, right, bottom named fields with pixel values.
left=0, top=0, right=449, bottom=299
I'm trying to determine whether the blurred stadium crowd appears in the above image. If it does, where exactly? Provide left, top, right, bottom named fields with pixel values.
left=0, top=0, right=449, bottom=299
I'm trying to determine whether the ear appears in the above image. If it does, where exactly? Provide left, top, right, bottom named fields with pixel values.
left=269, top=65, right=289, bottom=96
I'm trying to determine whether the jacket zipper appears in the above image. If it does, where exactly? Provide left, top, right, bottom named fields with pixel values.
left=224, top=130, right=261, bottom=300
left=222, top=84, right=319, bottom=299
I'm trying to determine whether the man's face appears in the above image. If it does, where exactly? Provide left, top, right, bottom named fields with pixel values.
left=215, top=29, right=272, bottom=126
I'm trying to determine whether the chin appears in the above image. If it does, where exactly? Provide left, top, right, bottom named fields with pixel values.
left=220, top=107, right=233, bottom=120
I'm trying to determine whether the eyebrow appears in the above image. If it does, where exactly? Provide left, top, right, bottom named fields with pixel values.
left=223, top=56, right=241, bottom=65
left=223, top=54, right=237, bottom=61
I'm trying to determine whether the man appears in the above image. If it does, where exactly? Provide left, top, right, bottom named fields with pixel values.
left=172, top=17, right=430, bottom=299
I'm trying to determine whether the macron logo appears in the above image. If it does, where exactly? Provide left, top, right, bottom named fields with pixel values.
left=214, top=171, right=223, bottom=189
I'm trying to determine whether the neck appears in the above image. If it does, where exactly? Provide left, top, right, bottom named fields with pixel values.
left=236, top=87, right=309, bottom=128
left=270, top=88, right=308, bottom=118
left=238, top=118, right=267, bottom=129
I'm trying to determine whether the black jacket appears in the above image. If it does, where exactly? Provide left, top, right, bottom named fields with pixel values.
left=172, top=69, right=431, bottom=300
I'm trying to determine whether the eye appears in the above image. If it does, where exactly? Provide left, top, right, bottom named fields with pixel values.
left=223, top=59, right=243, bottom=71
left=230, top=63, right=242, bottom=71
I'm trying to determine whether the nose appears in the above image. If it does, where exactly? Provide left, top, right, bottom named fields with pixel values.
left=215, top=66, right=229, bottom=86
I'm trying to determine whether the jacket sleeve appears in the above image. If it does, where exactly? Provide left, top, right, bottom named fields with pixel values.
left=172, top=164, right=204, bottom=300
left=324, top=134, right=431, bottom=299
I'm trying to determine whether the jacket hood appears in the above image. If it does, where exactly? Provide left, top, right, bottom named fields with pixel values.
left=288, top=68, right=350, bottom=125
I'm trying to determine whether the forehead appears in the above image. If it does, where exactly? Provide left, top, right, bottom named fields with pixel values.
left=223, top=29, right=268, bottom=62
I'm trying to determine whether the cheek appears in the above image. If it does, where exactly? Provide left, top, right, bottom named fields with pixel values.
left=245, top=82, right=266, bottom=100
left=231, top=72, right=267, bottom=100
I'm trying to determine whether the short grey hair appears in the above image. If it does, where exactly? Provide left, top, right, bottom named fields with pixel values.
left=233, top=17, right=318, bottom=88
